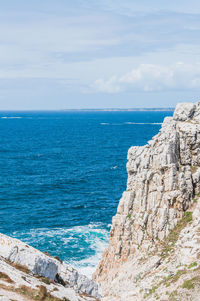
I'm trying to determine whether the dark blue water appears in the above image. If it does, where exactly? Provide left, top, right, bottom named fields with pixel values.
left=0, top=111, right=173, bottom=276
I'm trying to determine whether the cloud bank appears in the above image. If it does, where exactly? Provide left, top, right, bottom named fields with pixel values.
left=91, top=62, right=200, bottom=93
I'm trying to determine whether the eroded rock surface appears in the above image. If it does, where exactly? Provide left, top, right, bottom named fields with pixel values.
left=0, top=233, right=100, bottom=301
left=94, top=102, right=200, bottom=300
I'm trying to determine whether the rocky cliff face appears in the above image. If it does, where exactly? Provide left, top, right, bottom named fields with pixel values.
left=94, top=102, right=200, bottom=300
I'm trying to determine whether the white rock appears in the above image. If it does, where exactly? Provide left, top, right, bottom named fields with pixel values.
left=94, top=101, right=200, bottom=301
left=173, top=102, right=196, bottom=121
left=0, top=233, right=100, bottom=299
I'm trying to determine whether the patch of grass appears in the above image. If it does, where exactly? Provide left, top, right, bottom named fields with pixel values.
left=144, top=285, right=158, bottom=298
left=39, top=285, right=48, bottom=300
left=182, top=280, right=194, bottom=290
left=192, top=198, right=197, bottom=203
left=0, top=272, right=14, bottom=283
left=144, top=268, right=187, bottom=297
left=181, top=276, right=200, bottom=291
left=40, top=277, right=51, bottom=285
left=188, top=262, right=198, bottom=269
left=171, top=269, right=186, bottom=283
left=158, top=270, right=186, bottom=291
left=161, top=212, right=193, bottom=258
left=184, top=211, right=193, bottom=222
left=19, top=285, right=70, bottom=301
left=6, top=260, right=30, bottom=274
left=0, top=282, right=69, bottom=301
left=169, top=290, right=178, bottom=301
left=191, top=166, right=198, bottom=173
left=13, top=263, right=30, bottom=274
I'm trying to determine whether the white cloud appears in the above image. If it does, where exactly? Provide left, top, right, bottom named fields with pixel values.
left=91, top=76, right=122, bottom=93
left=90, top=62, right=200, bottom=93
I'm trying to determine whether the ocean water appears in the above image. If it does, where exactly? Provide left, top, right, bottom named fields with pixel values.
left=0, top=110, right=173, bottom=277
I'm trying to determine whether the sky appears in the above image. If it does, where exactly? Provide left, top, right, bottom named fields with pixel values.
left=1, top=0, right=200, bottom=109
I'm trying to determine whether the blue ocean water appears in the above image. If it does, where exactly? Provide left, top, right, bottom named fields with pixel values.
left=0, top=111, right=173, bottom=277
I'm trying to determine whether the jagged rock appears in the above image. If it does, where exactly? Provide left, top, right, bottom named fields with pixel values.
left=0, top=233, right=58, bottom=280
left=173, top=102, right=196, bottom=121
left=60, top=262, right=99, bottom=297
left=94, top=102, right=200, bottom=300
left=0, top=233, right=100, bottom=300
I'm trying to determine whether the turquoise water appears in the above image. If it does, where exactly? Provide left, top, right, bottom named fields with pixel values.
left=0, top=111, right=173, bottom=277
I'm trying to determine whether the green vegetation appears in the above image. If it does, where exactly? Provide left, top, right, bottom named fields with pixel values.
left=161, top=212, right=193, bottom=258
left=6, top=260, right=30, bottom=274
left=188, top=262, right=198, bottom=269
left=182, top=280, right=194, bottom=290
left=142, top=211, right=198, bottom=299
left=181, top=276, right=200, bottom=291
left=191, top=166, right=198, bottom=173
left=40, top=277, right=51, bottom=285
left=144, top=285, right=158, bottom=298
left=169, top=290, right=178, bottom=301
left=19, top=285, right=70, bottom=301
left=171, top=269, right=186, bottom=283
left=0, top=282, right=69, bottom=301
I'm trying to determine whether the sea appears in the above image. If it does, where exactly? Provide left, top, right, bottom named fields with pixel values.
left=0, top=110, right=173, bottom=278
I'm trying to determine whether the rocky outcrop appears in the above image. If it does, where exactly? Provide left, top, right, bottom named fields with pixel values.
left=94, top=102, right=200, bottom=300
left=0, top=233, right=100, bottom=301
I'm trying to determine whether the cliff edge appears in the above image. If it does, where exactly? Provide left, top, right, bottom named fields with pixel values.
left=94, top=102, right=200, bottom=301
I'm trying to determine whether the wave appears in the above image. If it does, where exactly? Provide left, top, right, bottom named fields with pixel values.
left=100, top=122, right=162, bottom=125
left=10, top=223, right=109, bottom=279
left=111, top=166, right=118, bottom=170
left=1, top=116, right=22, bottom=119
left=124, top=122, right=162, bottom=125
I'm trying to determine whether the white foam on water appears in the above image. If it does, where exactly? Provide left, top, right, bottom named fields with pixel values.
left=11, top=223, right=110, bottom=279
left=100, top=122, right=162, bottom=126
left=68, top=225, right=109, bottom=278
left=124, top=122, right=162, bottom=125
left=111, top=166, right=118, bottom=169
left=1, top=117, right=22, bottom=119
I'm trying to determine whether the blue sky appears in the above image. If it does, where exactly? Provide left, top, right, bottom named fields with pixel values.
left=1, top=0, right=200, bottom=109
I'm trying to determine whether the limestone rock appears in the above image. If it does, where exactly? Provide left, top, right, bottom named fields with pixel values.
left=173, top=102, right=196, bottom=121
left=0, top=233, right=58, bottom=280
left=0, top=233, right=100, bottom=300
left=94, top=102, right=200, bottom=300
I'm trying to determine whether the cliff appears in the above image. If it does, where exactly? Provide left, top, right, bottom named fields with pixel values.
left=94, top=102, right=200, bottom=300
left=0, top=233, right=100, bottom=301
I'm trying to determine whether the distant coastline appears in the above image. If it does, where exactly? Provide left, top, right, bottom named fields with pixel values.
left=0, top=108, right=174, bottom=112
left=62, top=108, right=174, bottom=112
